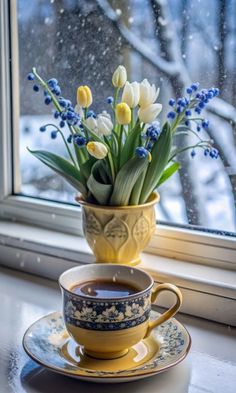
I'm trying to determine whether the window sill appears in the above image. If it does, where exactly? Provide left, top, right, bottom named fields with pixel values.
left=0, top=220, right=235, bottom=326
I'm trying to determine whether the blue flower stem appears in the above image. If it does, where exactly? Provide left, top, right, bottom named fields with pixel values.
left=169, top=141, right=210, bottom=162
left=32, top=68, right=62, bottom=113
left=175, top=126, right=204, bottom=142
left=44, top=123, right=77, bottom=167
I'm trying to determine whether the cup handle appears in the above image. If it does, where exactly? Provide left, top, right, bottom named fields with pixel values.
left=145, top=283, right=183, bottom=337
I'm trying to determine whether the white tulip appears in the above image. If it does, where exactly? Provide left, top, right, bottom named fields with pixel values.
left=97, top=112, right=113, bottom=136
left=121, top=81, right=140, bottom=108
left=74, top=104, right=84, bottom=119
left=87, top=141, right=108, bottom=159
left=138, top=103, right=162, bottom=123
left=112, top=65, right=127, bottom=88
left=86, top=116, right=97, bottom=131
left=139, top=79, right=160, bottom=108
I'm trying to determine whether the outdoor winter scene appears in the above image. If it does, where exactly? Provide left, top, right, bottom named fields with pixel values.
left=18, top=0, right=236, bottom=235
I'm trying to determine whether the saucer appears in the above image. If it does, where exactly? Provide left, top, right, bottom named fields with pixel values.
left=23, top=311, right=191, bottom=383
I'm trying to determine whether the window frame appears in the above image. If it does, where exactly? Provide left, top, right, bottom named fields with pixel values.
left=0, top=0, right=236, bottom=271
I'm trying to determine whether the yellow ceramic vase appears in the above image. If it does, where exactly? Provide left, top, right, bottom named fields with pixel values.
left=77, top=192, right=160, bottom=266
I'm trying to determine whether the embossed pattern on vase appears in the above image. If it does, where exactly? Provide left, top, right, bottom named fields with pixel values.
left=80, top=193, right=158, bottom=265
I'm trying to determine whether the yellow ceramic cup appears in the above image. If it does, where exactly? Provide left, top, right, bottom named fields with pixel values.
left=59, top=264, right=182, bottom=359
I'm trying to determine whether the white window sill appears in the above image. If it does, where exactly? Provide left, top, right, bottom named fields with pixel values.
left=0, top=220, right=235, bottom=326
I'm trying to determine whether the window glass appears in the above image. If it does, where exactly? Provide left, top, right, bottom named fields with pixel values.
left=17, top=0, right=236, bottom=234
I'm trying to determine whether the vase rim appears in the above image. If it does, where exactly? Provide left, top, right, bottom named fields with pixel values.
left=76, top=191, right=160, bottom=210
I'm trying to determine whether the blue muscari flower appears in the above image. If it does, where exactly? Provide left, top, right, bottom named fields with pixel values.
left=61, top=111, right=68, bottom=120
left=66, top=111, right=76, bottom=120
left=27, top=73, right=35, bottom=81
left=33, top=84, right=39, bottom=92
left=198, top=101, right=205, bottom=109
left=204, top=148, right=210, bottom=156
left=202, top=119, right=209, bottom=128
left=195, top=107, right=201, bottom=114
left=58, top=98, right=68, bottom=108
left=147, top=142, right=153, bottom=151
left=51, top=130, right=58, bottom=139
left=146, top=125, right=159, bottom=141
left=207, top=91, right=214, bottom=99
left=191, top=149, right=196, bottom=158
left=107, top=96, right=114, bottom=104
left=213, top=88, right=220, bottom=96
left=191, top=83, right=199, bottom=91
left=44, top=95, right=52, bottom=105
left=167, top=111, right=176, bottom=119
left=135, top=146, right=149, bottom=158
left=59, top=120, right=65, bottom=128
left=39, top=126, right=46, bottom=132
left=86, top=110, right=96, bottom=119
left=67, top=134, right=73, bottom=143
left=75, top=135, right=86, bottom=147
left=185, top=120, right=190, bottom=126
left=52, top=86, right=61, bottom=96
left=197, top=125, right=201, bottom=132
left=47, top=78, right=58, bottom=88
left=176, top=106, right=182, bottom=114
left=54, top=110, right=60, bottom=119
left=169, top=98, right=175, bottom=106
left=186, top=87, right=192, bottom=94
left=185, top=110, right=191, bottom=116
left=184, top=97, right=190, bottom=105
left=177, top=98, right=183, bottom=106
left=210, top=148, right=219, bottom=159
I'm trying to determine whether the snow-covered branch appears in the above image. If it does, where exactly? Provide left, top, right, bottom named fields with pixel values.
left=96, top=0, right=179, bottom=77
left=207, top=98, right=236, bottom=125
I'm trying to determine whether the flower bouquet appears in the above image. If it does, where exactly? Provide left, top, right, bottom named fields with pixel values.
left=27, top=65, right=219, bottom=265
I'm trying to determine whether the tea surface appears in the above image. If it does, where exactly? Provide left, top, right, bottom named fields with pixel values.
left=70, top=279, right=139, bottom=298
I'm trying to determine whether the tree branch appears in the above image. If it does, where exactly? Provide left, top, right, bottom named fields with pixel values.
left=96, top=0, right=179, bottom=77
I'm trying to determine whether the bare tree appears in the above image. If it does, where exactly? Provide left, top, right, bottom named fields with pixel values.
left=217, top=0, right=227, bottom=94
left=96, top=0, right=236, bottom=225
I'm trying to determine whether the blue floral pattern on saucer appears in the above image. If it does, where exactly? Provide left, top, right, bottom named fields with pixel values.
left=23, top=310, right=191, bottom=383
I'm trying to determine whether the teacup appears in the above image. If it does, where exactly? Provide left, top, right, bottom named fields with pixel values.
left=59, top=264, right=182, bottom=359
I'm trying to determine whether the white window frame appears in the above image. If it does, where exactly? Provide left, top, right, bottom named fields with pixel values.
left=0, top=0, right=236, bottom=271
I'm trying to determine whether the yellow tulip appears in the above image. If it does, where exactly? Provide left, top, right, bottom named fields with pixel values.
left=112, top=65, right=127, bottom=88
left=87, top=141, right=108, bottom=159
left=116, top=102, right=131, bottom=125
left=77, top=85, right=93, bottom=108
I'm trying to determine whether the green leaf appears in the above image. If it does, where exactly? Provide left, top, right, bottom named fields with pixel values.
left=87, top=161, right=113, bottom=205
left=119, top=123, right=141, bottom=168
left=110, top=156, right=149, bottom=206
left=139, top=122, right=172, bottom=203
left=28, top=148, right=87, bottom=198
left=156, top=162, right=181, bottom=188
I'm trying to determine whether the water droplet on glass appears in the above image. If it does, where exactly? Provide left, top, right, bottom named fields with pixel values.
left=16, top=252, right=20, bottom=258
left=37, top=256, right=41, bottom=263
left=20, top=261, right=25, bottom=268
left=60, top=9, right=64, bottom=14
left=51, top=214, right=56, bottom=220
left=116, top=9, right=122, bottom=16
left=112, top=276, right=116, bottom=282
left=128, top=17, right=134, bottom=24
left=214, top=45, right=219, bottom=51
left=182, top=54, right=186, bottom=59
left=88, top=287, right=92, bottom=294
left=130, top=269, right=134, bottom=274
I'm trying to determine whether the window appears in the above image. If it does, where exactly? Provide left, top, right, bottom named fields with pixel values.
left=0, top=0, right=236, bottom=267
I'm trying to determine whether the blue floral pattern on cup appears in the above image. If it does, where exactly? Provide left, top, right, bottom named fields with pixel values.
left=63, top=290, right=151, bottom=330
